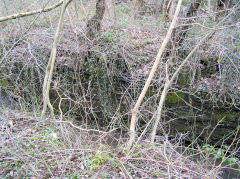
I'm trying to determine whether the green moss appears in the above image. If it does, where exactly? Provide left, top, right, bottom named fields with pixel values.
left=182, top=0, right=191, bottom=5
left=177, top=74, right=190, bottom=86
left=165, top=92, right=184, bottom=104
left=202, top=58, right=209, bottom=64
left=213, top=112, right=238, bottom=121
left=141, top=39, right=153, bottom=46
left=0, top=77, right=9, bottom=87
left=0, top=68, right=10, bottom=87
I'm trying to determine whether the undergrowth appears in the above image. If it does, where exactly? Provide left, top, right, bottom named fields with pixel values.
left=1, top=107, right=235, bottom=178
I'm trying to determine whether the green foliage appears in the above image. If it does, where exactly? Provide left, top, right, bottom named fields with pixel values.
left=0, top=67, right=10, bottom=87
left=91, top=153, right=110, bottom=170
left=133, top=144, right=142, bottom=148
left=225, top=157, right=239, bottom=166
left=202, top=144, right=240, bottom=168
left=103, top=32, right=119, bottom=43
left=182, top=0, right=191, bottom=5
left=141, top=39, right=153, bottom=46
left=216, top=149, right=224, bottom=159
left=110, top=161, right=120, bottom=169
left=196, top=86, right=206, bottom=91
left=138, top=57, right=147, bottom=63
left=103, top=173, right=110, bottom=178
left=116, top=5, right=130, bottom=16
left=202, top=144, right=216, bottom=153
left=84, top=58, right=98, bottom=80
left=71, top=171, right=84, bottom=179
left=202, top=58, right=209, bottom=64
left=118, top=18, right=128, bottom=28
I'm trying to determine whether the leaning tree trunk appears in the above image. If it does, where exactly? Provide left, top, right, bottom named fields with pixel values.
left=151, top=33, right=212, bottom=144
left=86, top=0, right=106, bottom=39
left=41, top=0, right=72, bottom=117
left=127, top=0, right=183, bottom=150
left=151, top=3, right=239, bottom=143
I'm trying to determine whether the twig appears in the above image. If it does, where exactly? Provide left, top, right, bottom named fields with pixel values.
left=54, top=120, right=117, bottom=134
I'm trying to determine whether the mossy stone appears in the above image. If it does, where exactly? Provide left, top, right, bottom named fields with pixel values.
left=213, top=112, right=238, bottom=121
left=165, top=92, right=185, bottom=104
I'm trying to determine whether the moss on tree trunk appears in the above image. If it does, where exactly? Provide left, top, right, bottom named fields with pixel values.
left=86, top=0, right=106, bottom=39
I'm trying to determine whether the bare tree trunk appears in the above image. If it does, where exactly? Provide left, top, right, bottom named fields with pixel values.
left=86, top=0, right=106, bottom=39
left=208, top=0, right=212, bottom=13
left=186, top=0, right=202, bottom=17
left=219, top=0, right=232, bottom=9
left=162, top=0, right=169, bottom=24
left=213, top=0, right=218, bottom=12
left=126, top=0, right=183, bottom=150
left=41, top=0, right=72, bottom=117
left=134, top=0, right=146, bottom=18
left=168, top=0, right=176, bottom=21
left=162, top=0, right=168, bottom=16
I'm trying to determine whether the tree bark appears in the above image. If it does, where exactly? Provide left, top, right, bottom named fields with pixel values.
left=126, top=0, right=183, bottom=150
left=186, top=0, right=202, bottom=17
left=215, top=0, right=232, bottom=16
left=218, top=0, right=232, bottom=9
left=134, top=0, right=146, bottom=18
left=213, top=0, right=232, bottom=12
left=86, top=0, right=106, bottom=39
left=168, top=0, right=176, bottom=21
left=208, top=0, right=212, bottom=13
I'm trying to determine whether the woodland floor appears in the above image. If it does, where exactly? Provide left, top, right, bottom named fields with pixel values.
left=0, top=107, right=218, bottom=178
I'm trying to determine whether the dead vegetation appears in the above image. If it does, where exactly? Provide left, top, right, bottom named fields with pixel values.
left=0, top=108, right=222, bottom=178
left=0, top=0, right=240, bottom=178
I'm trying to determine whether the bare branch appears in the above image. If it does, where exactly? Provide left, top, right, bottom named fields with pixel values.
left=0, top=0, right=64, bottom=22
